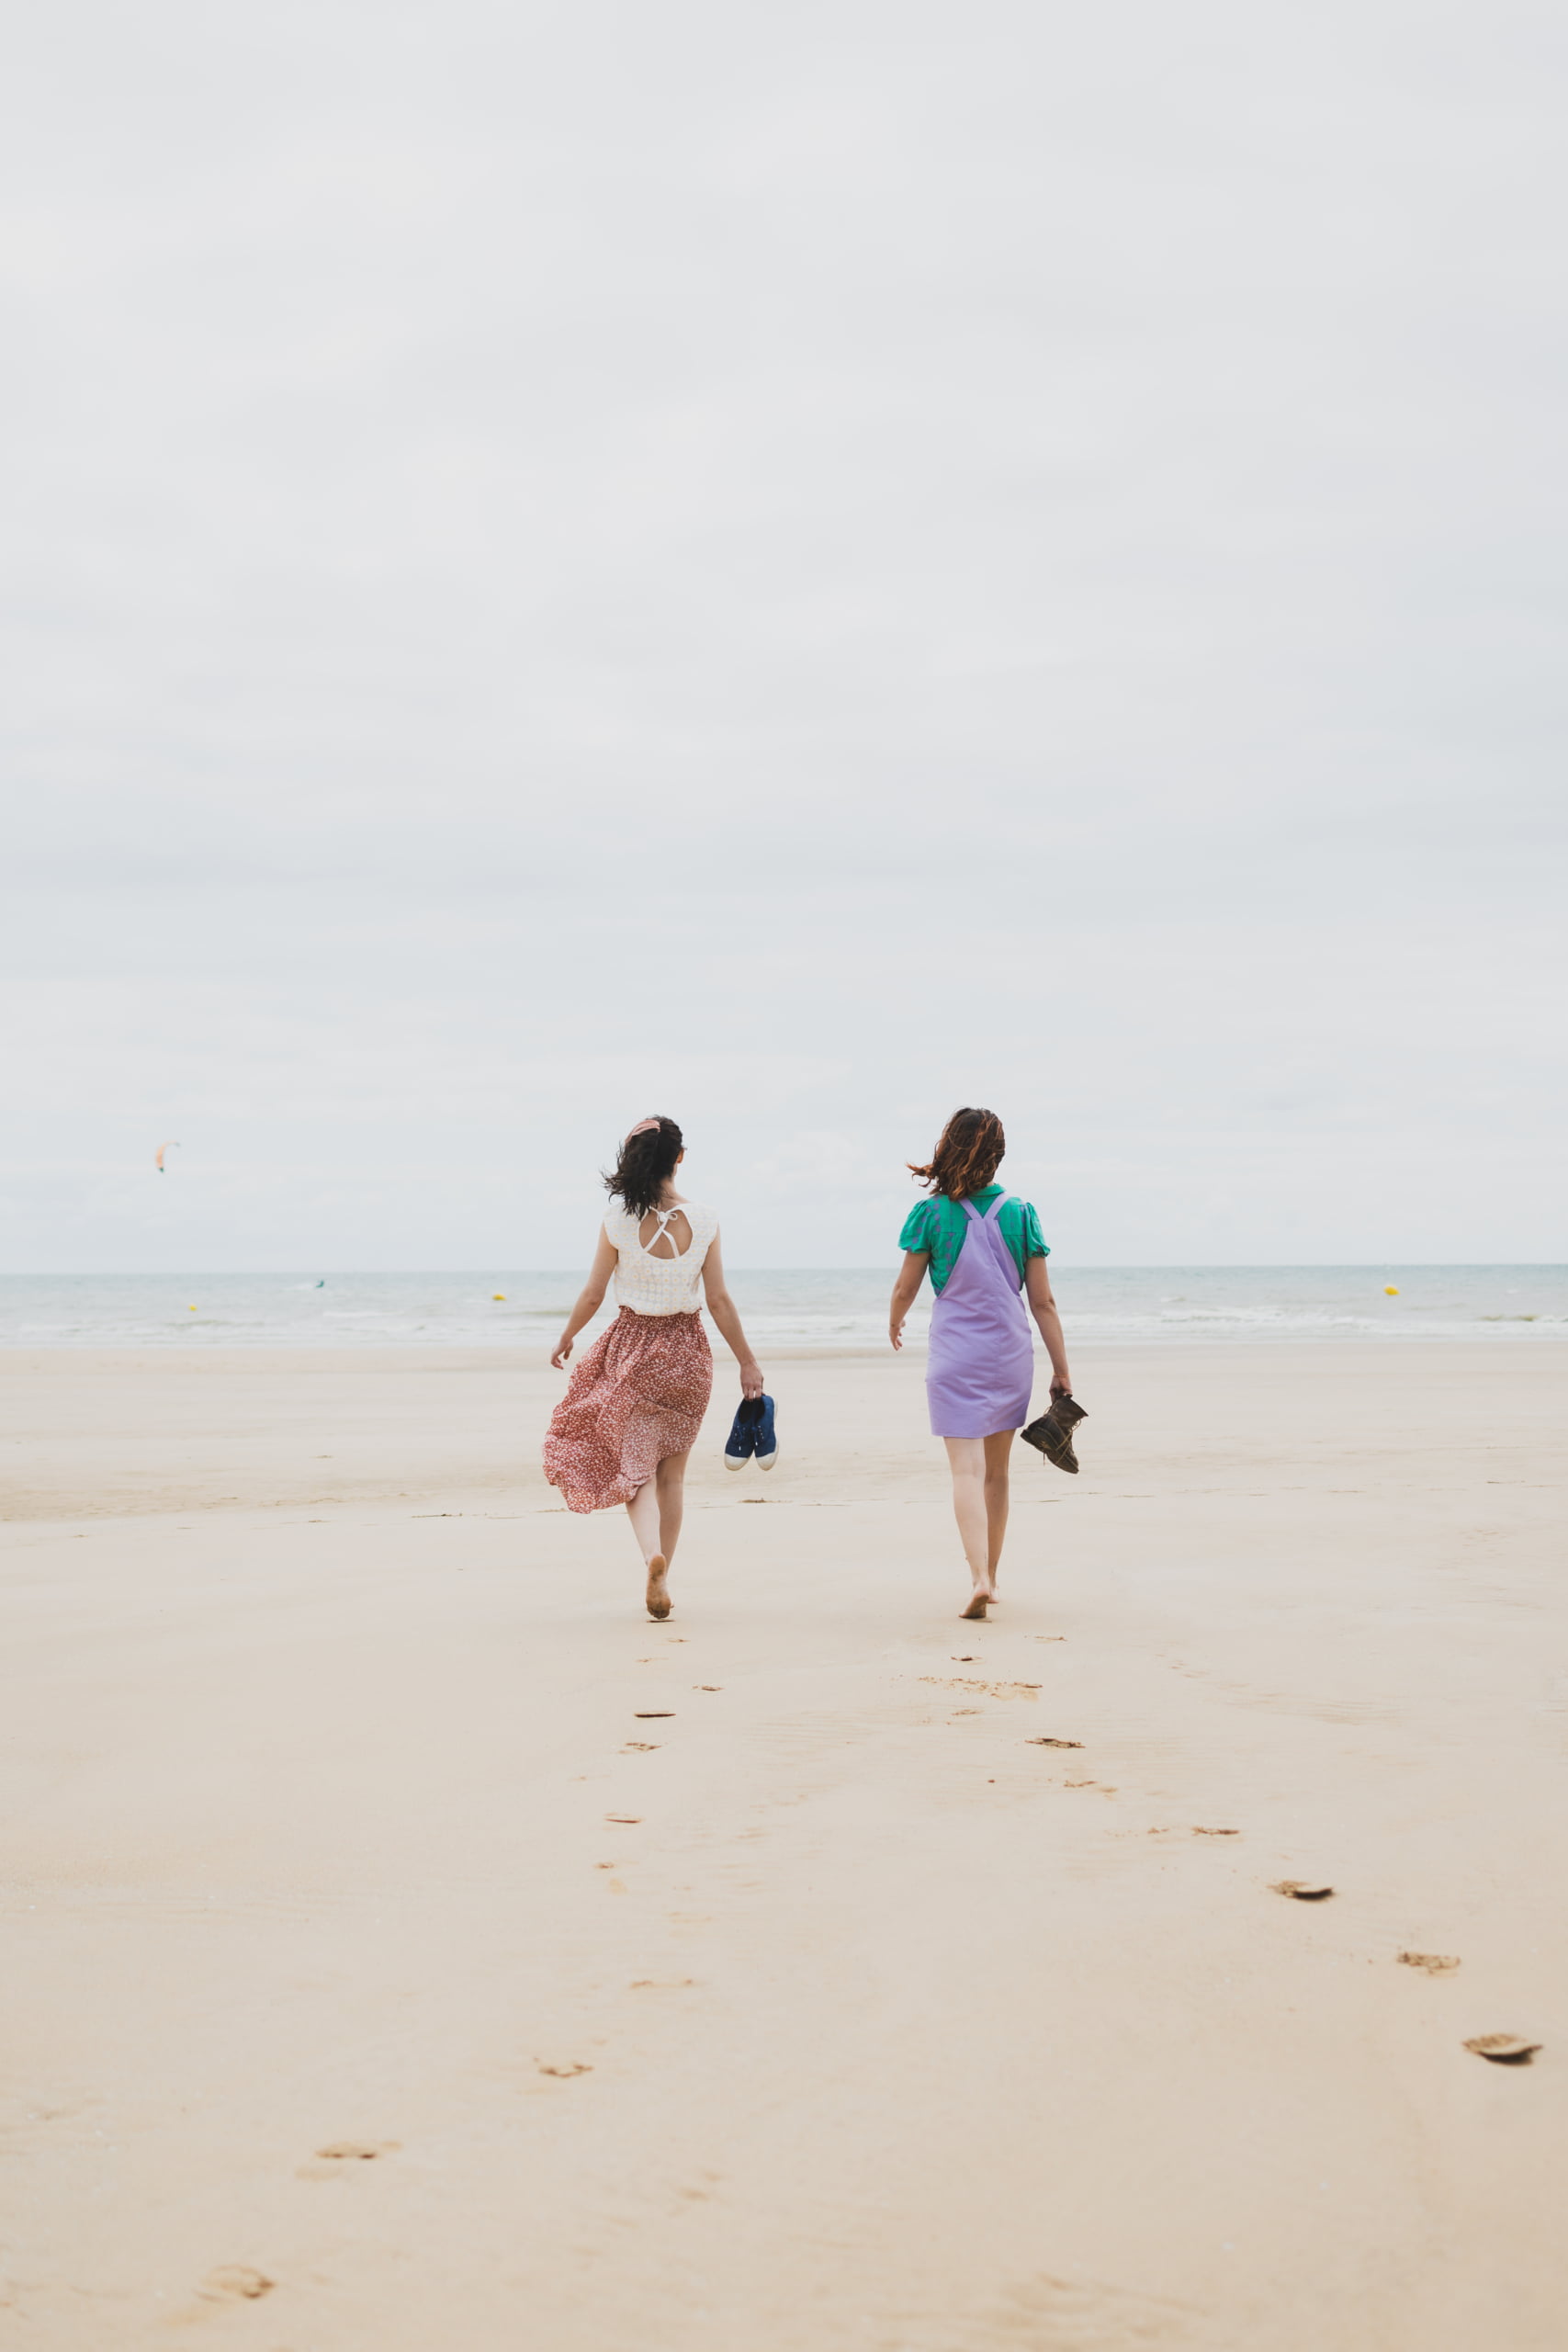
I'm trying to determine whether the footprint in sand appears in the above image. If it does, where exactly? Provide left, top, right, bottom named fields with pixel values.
left=199, top=2266, right=273, bottom=2301
left=623, top=1741, right=660, bottom=1751
left=923, top=1677, right=1042, bottom=1699
left=977, top=2267, right=1198, bottom=2344
left=605, top=1815, right=641, bottom=1825
left=634, top=1711, right=674, bottom=1719
left=536, top=2061, right=592, bottom=2078
left=696, top=1684, right=722, bottom=1691
left=1399, top=1951, right=1461, bottom=1975
left=1027, top=1736, right=1083, bottom=1749
left=315, top=2141, right=399, bottom=2160
left=630, top=1977, right=696, bottom=1989
left=1192, top=1826, right=1239, bottom=1837
left=1463, top=2034, right=1540, bottom=2063
left=1271, top=1879, right=1335, bottom=1899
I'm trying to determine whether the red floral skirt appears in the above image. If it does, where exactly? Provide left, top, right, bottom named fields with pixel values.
left=543, top=1307, right=713, bottom=1514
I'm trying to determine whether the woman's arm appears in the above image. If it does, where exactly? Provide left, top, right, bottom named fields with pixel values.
left=700, top=1235, right=764, bottom=1398
left=1024, top=1257, right=1072, bottom=1396
left=889, top=1250, right=930, bottom=1351
left=550, top=1227, right=619, bottom=1369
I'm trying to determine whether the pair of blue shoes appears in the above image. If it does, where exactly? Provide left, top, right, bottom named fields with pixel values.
left=724, top=1393, right=778, bottom=1472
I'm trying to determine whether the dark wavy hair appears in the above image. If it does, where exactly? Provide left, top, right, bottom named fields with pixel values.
left=908, top=1106, right=1006, bottom=1202
left=604, top=1115, right=684, bottom=1220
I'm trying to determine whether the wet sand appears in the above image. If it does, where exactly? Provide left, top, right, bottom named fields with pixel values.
left=3, top=1343, right=1565, bottom=2348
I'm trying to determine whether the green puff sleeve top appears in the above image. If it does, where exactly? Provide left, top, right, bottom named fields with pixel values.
left=897, top=1184, right=1048, bottom=1295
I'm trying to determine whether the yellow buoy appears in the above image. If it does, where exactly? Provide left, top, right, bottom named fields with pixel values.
left=1383, top=1285, right=1399, bottom=1296
left=188, top=1305, right=197, bottom=1311
left=492, top=1293, right=506, bottom=1301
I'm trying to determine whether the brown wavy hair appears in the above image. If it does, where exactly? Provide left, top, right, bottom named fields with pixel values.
left=604, top=1115, right=683, bottom=1219
left=908, top=1107, right=1006, bottom=1201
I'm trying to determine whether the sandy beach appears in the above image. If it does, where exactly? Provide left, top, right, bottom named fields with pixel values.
left=3, top=1341, right=1565, bottom=2349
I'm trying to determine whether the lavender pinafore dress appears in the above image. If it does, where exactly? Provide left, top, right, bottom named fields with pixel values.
left=925, top=1194, right=1035, bottom=1439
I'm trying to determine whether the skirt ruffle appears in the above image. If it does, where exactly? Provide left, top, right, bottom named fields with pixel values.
left=543, top=1307, right=713, bottom=1514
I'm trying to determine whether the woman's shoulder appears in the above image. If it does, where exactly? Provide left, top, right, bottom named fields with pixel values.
left=604, top=1199, right=716, bottom=1236
left=898, top=1194, right=942, bottom=1245
left=1000, top=1193, right=1047, bottom=1250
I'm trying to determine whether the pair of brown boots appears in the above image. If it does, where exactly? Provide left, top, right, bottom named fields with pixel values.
left=1021, top=1393, right=1088, bottom=1475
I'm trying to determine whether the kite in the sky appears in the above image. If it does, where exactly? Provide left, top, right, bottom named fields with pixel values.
left=154, top=1141, right=181, bottom=1172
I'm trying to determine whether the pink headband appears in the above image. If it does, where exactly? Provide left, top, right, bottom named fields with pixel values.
left=624, top=1116, right=661, bottom=1143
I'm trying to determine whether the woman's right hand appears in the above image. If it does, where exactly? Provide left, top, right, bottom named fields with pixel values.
left=739, top=1357, right=764, bottom=1400
left=887, top=1252, right=928, bottom=1355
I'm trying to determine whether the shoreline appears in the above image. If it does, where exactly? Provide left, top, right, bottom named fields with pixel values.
left=6, top=1266, right=1563, bottom=1363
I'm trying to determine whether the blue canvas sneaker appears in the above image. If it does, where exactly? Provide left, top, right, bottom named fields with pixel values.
left=751, top=1392, right=778, bottom=1471
left=724, top=1397, right=761, bottom=1470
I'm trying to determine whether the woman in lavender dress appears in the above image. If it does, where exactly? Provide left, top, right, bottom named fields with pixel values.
left=888, top=1108, right=1071, bottom=1619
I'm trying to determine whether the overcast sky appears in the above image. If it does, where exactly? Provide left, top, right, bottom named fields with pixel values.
left=3, top=0, right=1564, bottom=1271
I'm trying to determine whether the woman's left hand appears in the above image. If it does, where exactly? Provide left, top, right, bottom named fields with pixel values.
left=739, top=1358, right=764, bottom=1400
left=551, top=1334, right=574, bottom=1370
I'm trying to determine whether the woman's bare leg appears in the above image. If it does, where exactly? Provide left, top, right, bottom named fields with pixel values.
left=625, top=1480, right=671, bottom=1618
left=655, top=1450, right=690, bottom=1564
left=983, top=1429, right=1016, bottom=1593
left=626, top=1450, right=693, bottom=1620
left=942, top=1437, right=993, bottom=1616
left=626, top=1479, right=660, bottom=1560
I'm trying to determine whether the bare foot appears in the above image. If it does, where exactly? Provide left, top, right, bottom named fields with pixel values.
left=961, top=1587, right=990, bottom=1621
left=646, top=1555, right=671, bottom=1620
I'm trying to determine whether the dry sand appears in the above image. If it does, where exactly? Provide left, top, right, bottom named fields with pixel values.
left=3, top=1342, right=1565, bottom=2349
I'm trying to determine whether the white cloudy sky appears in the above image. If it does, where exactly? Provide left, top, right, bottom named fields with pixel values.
left=3, top=0, right=1564, bottom=1271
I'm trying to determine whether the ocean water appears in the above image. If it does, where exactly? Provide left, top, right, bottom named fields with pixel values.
left=2, top=1267, right=1565, bottom=1351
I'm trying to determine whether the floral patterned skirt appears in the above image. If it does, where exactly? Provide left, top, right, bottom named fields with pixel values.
left=543, top=1307, right=713, bottom=1514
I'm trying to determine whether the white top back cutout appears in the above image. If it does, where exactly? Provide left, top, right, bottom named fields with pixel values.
left=604, top=1201, right=718, bottom=1316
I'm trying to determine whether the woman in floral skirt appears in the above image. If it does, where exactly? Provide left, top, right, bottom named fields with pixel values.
left=545, top=1115, right=763, bottom=1620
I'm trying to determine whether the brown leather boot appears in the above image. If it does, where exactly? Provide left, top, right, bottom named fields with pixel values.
left=1021, top=1393, right=1088, bottom=1475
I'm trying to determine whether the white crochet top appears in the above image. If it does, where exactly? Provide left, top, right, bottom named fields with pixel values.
left=604, top=1201, right=719, bottom=1317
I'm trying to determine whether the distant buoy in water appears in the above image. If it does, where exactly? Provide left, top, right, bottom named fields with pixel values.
left=1383, top=1285, right=1399, bottom=1295
left=188, top=1305, right=197, bottom=1312
left=492, top=1293, right=506, bottom=1301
